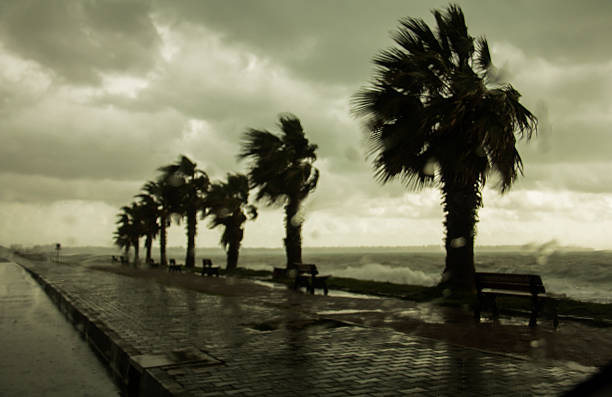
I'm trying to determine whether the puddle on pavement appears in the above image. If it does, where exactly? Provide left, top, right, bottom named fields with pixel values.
left=252, top=280, right=382, bottom=300
left=316, top=309, right=384, bottom=315
left=131, top=347, right=221, bottom=369
left=242, top=318, right=349, bottom=333
left=395, top=307, right=447, bottom=324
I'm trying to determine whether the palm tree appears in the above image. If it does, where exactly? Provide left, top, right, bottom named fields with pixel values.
left=113, top=212, right=131, bottom=259
left=239, top=114, right=319, bottom=268
left=135, top=190, right=160, bottom=264
left=140, top=180, right=177, bottom=266
left=158, top=155, right=209, bottom=268
left=352, top=4, right=537, bottom=292
left=205, top=173, right=258, bottom=271
left=114, top=203, right=145, bottom=264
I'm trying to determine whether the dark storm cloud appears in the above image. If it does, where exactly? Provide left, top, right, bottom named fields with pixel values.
left=152, top=0, right=416, bottom=85
left=153, top=0, right=612, bottom=85
left=2, top=0, right=612, bottom=247
left=0, top=0, right=161, bottom=84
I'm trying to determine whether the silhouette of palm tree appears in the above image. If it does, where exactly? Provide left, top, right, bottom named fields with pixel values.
left=114, top=202, right=145, bottom=265
left=135, top=190, right=160, bottom=264
left=113, top=211, right=131, bottom=259
left=205, top=173, right=257, bottom=271
left=140, top=179, right=178, bottom=266
left=353, top=4, right=537, bottom=291
left=239, top=114, right=319, bottom=268
left=158, top=155, right=209, bottom=268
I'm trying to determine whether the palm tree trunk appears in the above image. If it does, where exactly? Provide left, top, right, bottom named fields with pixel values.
left=132, top=238, right=140, bottom=266
left=185, top=208, right=197, bottom=268
left=123, top=243, right=130, bottom=260
left=159, top=214, right=168, bottom=266
left=284, top=198, right=302, bottom=268
left=226, top=238, right=240, bottom=272
left=145, top=234, right=153, bottom=264
left=440, top=178, right=481, bottom=293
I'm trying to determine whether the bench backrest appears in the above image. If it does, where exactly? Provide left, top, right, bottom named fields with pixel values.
left=475, top=272, right=545, bottom=294
left=202, top=258, right=213, bottom=267
left=293, top=263, right=318, bottom=276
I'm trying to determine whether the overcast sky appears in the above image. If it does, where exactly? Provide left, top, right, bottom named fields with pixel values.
left=1, top=0, right=611, bottom=250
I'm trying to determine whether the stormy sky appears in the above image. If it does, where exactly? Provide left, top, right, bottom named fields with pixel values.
left=1, top=0, right=612, bottom=249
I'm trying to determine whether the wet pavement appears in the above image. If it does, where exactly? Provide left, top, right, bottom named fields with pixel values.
left=4, top=251, right=602, bottom=396
left=0, top=260, right=120, bottom=396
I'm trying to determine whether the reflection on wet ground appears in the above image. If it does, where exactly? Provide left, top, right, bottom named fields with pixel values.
left=252, top=279, right=383, bottom=299
left=6, top=252, right=608, bottom=396
left=0, top=262, right=119, bottom=396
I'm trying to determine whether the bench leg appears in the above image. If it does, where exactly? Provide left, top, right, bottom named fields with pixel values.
left=529, top=296, right=539, bottom=327
left=474, top=295, right=482, bottom=322
left=490, top=295, right=499, bottom=320
left=323, top=282, right=328, bottom=296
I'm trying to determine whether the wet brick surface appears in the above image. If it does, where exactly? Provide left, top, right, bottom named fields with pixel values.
left=15, top=258, right=596, bottom=396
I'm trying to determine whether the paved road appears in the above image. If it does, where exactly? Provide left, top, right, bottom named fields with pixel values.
left=0, top=260, right=120, bottom=396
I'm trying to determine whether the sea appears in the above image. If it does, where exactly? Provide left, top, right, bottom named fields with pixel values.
left=28, top=245, right=612, bottom=304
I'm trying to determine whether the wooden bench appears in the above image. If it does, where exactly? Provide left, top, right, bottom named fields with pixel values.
left=146, top=258, right=159, bottom=267
left=291, top=264, right=329, bottom=296
left=168, top=258, right=182, bottom=272
left=201, top=259, right=220, bottom=277
left=474, top=272, right=558, bottom=327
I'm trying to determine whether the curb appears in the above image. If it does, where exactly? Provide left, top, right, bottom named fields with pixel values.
left=20, top=265, right=176, bottom=397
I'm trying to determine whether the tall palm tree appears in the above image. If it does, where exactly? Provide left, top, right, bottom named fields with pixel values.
left=239, top=114, right=319, bottom=268
left=205, top=173, right=258, bottom=271
left=141, top=180, right=177, bottom=266
left=135, top=191, right=160, bottom=264
left=114, top=203, right=145, bottom=264
left=352, top=4, right=537, bottom=292
left=113, top=212, right=131, bottom=259
left=158, top=155, right=209, bottom=268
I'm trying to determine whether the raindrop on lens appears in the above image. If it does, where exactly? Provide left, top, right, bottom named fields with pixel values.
left=168, top=174, right=183, bottom=187
left=423, top=159, right=436, bottom=176
left=290, top=215, right=303, bottom=227
left=450, top=237, right=466, bottom=248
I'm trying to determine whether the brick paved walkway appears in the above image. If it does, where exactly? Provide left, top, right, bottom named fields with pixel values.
left=9, top=254, right=597, bottom=396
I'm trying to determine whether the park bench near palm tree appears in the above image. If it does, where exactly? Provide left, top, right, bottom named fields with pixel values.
left=200, top=259, right=220, bottom=277
left=168, top=258, right=182, bottom=272
left=291, top=264, right=329, bottom=295
left=146, top=257, right=159, bottom=268
left=474, top=272, right=559, bottom=328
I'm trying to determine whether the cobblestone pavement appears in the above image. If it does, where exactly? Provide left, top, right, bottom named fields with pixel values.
left=10, top=255, right=597, bottom=396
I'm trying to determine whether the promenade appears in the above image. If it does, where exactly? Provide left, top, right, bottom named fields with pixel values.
left=6, top=250, right=600, bottom=396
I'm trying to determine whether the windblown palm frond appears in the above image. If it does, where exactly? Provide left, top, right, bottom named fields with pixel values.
left=239, top=113, right=318, bottom=267
left=352, top=4, right=537, bottom=291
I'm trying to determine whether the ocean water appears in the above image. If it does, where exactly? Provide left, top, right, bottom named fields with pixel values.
left=44, top=246, right=612, bottom=304
left=184, top=247, right=612, bottom=304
